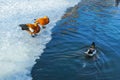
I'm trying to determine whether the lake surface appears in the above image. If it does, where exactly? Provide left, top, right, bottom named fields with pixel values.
left=32, top=0, right=120, bottom=80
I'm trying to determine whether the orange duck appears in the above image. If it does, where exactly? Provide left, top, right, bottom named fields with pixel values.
left=19, top=23, right=40, bottom=37
left=34, top=16, right=50, bottom=28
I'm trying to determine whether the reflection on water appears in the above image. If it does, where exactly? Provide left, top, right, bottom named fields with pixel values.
left=32, top=0, right=120, bottom=80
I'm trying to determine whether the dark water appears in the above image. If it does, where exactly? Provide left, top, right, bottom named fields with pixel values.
left=32, top=0, right=120, bottom=80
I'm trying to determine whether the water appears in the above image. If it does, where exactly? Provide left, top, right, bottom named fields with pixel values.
left=32, top=0, right=120, bottom=80
left=0, top=0, right=80, bottom=80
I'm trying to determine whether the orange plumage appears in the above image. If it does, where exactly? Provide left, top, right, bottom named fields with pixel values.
left=26, top=23, right=40, bottom=35
left=35, top=16, right=49, bottom=26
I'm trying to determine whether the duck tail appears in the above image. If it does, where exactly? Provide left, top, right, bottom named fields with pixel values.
left=19, top=24, right=29, bottom=30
